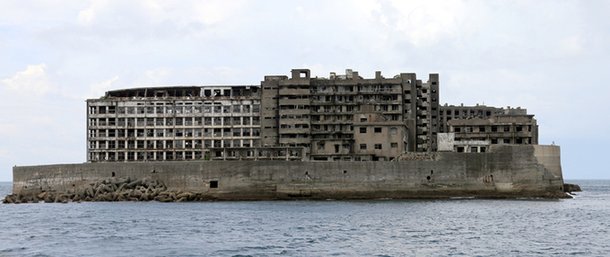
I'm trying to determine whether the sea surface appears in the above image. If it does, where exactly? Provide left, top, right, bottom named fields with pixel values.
left=0, top=180, right=608, bottom=257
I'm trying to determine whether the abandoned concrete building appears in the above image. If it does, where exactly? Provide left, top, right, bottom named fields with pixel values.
left=86, top=69, right=538, bottom=162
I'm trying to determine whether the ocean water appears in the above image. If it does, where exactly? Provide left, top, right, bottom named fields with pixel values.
left=0, top=180, right=608, bottom=257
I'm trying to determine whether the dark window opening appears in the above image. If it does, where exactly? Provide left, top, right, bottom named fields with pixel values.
left=111, top=172, right=115, bottom=177
left=210, top=180, right=219, bottom=188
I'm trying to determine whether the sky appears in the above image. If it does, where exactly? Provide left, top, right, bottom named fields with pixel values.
left=1, top=0, right=609, bottom=181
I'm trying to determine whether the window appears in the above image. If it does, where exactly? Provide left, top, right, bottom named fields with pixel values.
left=359, top=127, right=367, bottom=133
left=390, top=127, right=397, bottom=135
left=360, top=144, right=367, bottom=150
left=391, top=143, right=398, bottom=148
left=210, top=180, right=218, bottom=188
left=374, top=144, right=382, bottom=149
left=374, top=127, right=382, bottom=133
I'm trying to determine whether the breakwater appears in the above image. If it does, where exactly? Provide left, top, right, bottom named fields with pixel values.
left=5, top=145, right=568, bottom=202
left=3, top=177, right=213, bottom=203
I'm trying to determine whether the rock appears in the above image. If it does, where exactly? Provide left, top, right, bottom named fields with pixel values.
left=37, top=192, right=47, bottom=200
left=177, top=192, right=194, bottom=201
left=156, top=195, right=173, bottom=202
left=126, top=179, right=143, bottom=189
left=44, top=193, right=55, bottom=203
left=85, top=187, right=94, bottom=198
left=3, top=195, right=15, bottom=204
left=139, top=193, right=150, bottom=201
left=4, top=177, right=170, bottom=203
left=564, top=183, right=582, bottom=193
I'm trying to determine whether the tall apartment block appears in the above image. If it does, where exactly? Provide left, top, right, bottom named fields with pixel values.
left=87, top=69, right=536, bottom=162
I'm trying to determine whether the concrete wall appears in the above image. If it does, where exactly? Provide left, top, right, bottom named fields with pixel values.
left=12, top=145, right=566, bottom=199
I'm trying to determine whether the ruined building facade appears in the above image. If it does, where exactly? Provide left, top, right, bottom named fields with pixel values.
left=86, top=69, right=537, bottom=162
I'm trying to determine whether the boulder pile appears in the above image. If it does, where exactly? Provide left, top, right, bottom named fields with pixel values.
left=563, top=183, right=582, bottom=193
left=3, top=177, right=215, bottom=204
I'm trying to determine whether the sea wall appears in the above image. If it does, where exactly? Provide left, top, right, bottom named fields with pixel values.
left=10, top=145, right=567, bottom=200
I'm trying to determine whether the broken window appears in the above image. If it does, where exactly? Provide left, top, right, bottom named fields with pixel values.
left=359, top=127, right=367, bottom=133
left=391, top=143, right=398, bottom=148
left=360, top=144, right=367, bottom=150
left=374, top=144, right=382, bottom=149
left=374, top=127, right=382, bottom=133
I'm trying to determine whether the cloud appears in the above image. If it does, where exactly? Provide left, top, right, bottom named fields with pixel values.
left=558, top=35, right=584, bottom=57
left=1, top=64, right=52, bottom=96
left=86, top=76, right=119, bottom=99
left=0, top=148, right=8, bottom=158
left=77, top=0, right=106, bottom=25
left=378, top=0, right=477, bottom=47
left=0, top=124, right=19, bottom=138
left=76, top=0, right=248, bottom=31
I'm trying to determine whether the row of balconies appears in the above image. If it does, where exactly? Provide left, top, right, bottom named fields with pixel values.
left=89, top=123, right=261, bottom=129
left=89, top=111, right=260, bottom=118
left=89, top=138, right=260, bottom=149
left=454, top=132, right=534, bottom=138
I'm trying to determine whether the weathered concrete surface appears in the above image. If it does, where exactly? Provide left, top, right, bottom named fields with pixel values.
left=7, top=145, right=568, bottom=202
